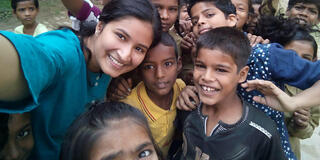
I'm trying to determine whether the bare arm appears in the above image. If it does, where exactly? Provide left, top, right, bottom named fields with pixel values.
left=293, top=80, right=320, bottom=109
left=241, top=79, right=320, bottom=112
left=0, top=35, right=29, bottom=101
left=61, top=0, right=84, bottom=16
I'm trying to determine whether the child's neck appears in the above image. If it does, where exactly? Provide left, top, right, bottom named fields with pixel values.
left=23, top=22, right=38, bottom=36
left=146, top=88, right=173, bottom=110
left=202, top=93, right=243, bottom=136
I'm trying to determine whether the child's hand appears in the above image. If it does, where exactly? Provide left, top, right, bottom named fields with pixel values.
left=247, top=33, right=270, bottom=47
left=292, top=108, right=311, bottom=129
left=179, top=19, right=192, bottom=37
left=241, top=79, right=297, bottom=112
left=176, top=85, right=199, bottom=111
left=181, top=32, right=196, bottom=51
left=107, top=77, right=132, bottom=101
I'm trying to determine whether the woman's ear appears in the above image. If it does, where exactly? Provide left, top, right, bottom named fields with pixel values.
left=95, top=21, right=104, bottom=35
left=227, top=14, right=238, bottom=28
left=238, top=66, right=249, bottom=83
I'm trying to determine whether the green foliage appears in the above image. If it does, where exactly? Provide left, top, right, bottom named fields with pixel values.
left=0, top=0, right=12, bottom=21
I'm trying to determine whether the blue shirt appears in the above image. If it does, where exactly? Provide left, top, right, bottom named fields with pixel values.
left=239, top=43, right=320, bottom=160
left=0, top=29, right=111, bottom=160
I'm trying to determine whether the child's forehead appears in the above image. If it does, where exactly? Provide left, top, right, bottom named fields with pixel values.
left=16, top=0, right=36, bottom=6
left=145, top=43, right=176, bottom=60
left=293, top=2, right=319, bottom=10
left=191, top=2, right=220, bottom=15
left=197, top=48, right=236, bottom=62
left=151, top=0, right=178, bottom=6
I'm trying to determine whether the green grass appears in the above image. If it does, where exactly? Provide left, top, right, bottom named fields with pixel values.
left=0, top=0, right=12, bottom=21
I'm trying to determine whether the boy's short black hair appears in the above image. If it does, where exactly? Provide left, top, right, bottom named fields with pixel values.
left=288, top=0, right=320, bottom=17
left=151, top=32, right=179, bottom=59
left=11, top=0, right=39, bottom=11
left=196, top=27, right=251, bottom=71
left=187, top=0, right=236, bottom=18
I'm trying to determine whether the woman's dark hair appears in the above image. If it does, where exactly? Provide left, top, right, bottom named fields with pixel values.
left=11, top=0, right=39, bottom=11
left=0, top=113, right=9, bottom=151
left=255, top=15, right=318, bottom=59
left=60, top=101, right=163, bottom=160
left=79, top=0, right=161, bottom=46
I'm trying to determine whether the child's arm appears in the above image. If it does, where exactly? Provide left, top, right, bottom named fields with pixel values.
left=0, top=35, right=29, bottom=101
left=241, top=79, right=320, bottom=112
left=61, top=0, right=84, bottom=16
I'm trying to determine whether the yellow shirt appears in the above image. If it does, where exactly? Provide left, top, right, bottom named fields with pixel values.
left=121, top=79, right=186, bottom=157
left=14, top=23, right=49, bottom=36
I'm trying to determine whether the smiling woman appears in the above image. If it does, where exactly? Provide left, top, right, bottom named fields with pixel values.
left=0, top=0, right=161, bottom=159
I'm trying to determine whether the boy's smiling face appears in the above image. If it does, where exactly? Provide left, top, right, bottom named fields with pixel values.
left=141, top=43, right=180, bottom=98
left=193, top=48, right=247, bottom=106
left=287, top=3, right=319, bottom=26
left=190, top=2, right=237, bottom=36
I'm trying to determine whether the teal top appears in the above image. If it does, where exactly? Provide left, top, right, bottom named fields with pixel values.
left=0, top=29, right=111, bottom=159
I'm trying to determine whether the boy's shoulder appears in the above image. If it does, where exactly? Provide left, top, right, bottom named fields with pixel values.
left=245, top=102, right=279, bottom=137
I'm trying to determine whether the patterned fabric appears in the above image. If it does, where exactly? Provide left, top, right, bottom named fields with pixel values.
left=238, top=43, right=297, bottom=160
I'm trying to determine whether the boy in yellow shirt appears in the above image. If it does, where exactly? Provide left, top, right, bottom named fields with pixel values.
left=121, top=32, right=185, bottom=158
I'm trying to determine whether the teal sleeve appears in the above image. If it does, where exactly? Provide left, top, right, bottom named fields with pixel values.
left=0, top=29, right=82, bottom=112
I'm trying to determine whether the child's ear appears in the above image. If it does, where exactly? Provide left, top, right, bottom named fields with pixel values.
left=177, top=56, right=183, bottom=73
left=238, top=66, right=249, bottom=83
left=12, top=9, right=16, bottom=15
left=227, top=14, right=238, bottom=28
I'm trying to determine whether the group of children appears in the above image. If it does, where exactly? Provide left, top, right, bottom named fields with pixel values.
left=0, top=0, right=320, bottom=160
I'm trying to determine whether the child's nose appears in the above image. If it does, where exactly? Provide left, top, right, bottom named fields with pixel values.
left=24, top=10, right=31, bottom=16
left=160, top=9, right=169, bottom=20
left=156, top=67, right=165, bottom=79
left=202, top=70, right=216, bottom=82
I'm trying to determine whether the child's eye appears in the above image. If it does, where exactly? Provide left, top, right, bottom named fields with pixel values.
left=165, top=62, right=173, bottom=67
left=191, top=18, right=198, bottom=25
left=144, top=65, right=154, bottom=70
left=205, top=13, right=215, bottom=18
left=138, top=150, right=152, bottom=158
left=29, top=7, right=35, bottom=11
left=309, top=9, right=318, bottom=15
left=195, top=63, right=206, bottom=69
left=169, top=7, right=178, bottom=12
left=18, top=8, right=25, bottom=12
left=216, top=68, right=227, bottom=73
left=237, top=7, right=246, bottom=12
left=294, top=5, right=304, bottom=11
left=17, top=129, right=31, bottom=140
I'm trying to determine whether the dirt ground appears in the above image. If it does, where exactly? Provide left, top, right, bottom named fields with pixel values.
left=0, top=0, right=103, bottom=31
